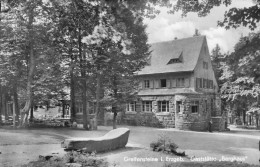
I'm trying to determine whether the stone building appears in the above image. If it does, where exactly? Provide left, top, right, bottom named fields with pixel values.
left=125, top=36, right=226, bottom=131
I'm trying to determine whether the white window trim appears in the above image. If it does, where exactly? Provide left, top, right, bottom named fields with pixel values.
left=126, top=102, right=136, bottom=112
left=157, top=101, right=169, bottom=112
left=142, top=101, right=152, bottom=112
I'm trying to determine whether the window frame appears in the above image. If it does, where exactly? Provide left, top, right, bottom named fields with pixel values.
left=203, top=79, right=207, bottom=88
left=177, top=78, right=185, bottom=87
left=75, top=101, right=83, bottom=113
left=144, top=80, right=150, bottom=88
left=142, top=101, right=152, bottom=112
left=157, top=101, right=169, bottom=112
left=176, top=101, right=182, bottom=113
left=160, top=79, right=167, bottom=88
left=126, top=102, right=136, bottom=112
left=190, top=101, right=199, bottom=114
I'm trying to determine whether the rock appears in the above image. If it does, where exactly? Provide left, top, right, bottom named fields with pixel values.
left=39, top=155, right=53, bottom=161
left=61, top=128, right=130, bottom=153
left=0, top=152, right=1, bottom=154
left=51, top=152, right=59, bottom=154
left=174, top=148, right=185, bottom=156
left=65, top=163, right=82, bottom=167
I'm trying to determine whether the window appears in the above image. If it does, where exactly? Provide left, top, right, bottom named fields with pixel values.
left=142, top=101, right=152, bottom=112
left=126, top=102, right=136, bottom=112
left=167, top=58, right=181, bottom=64
left=211, top=99, right=215, bottom=116
left=160, top=79, right=167, bottom=88
left=158, top=101, right=169, bottom=112
left=76, top=101, right=83, bottom=113
left=144, top=80, right=150, bottom=88
left=176, top=101, right=182, bottom=113
left=203, top=79, right=207, bottom=88
left=210, top=80, right=213, bottom=89
left=207, top=79, right=210, bottom=89
left=205, top=100, right=207, bottom=111
left=191, top=101, right=199, bottom=113
left=167, top=52, right=183, bottom=64
left=203, top=61, right=208, bottom=69
left=177, top=78, right=185, bottom=87
left=196, top=78, right=203, bottom=88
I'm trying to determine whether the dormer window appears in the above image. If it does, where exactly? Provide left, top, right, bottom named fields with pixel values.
left=167, top=52, right=183, bottom=64
left=167, top=58, right=181, bottom=64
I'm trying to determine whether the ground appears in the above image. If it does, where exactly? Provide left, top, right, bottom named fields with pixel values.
left=0, top=125, right=259, bottom=167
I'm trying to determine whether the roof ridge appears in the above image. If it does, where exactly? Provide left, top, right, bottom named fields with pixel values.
left=150, top=35, right=206, bottom=45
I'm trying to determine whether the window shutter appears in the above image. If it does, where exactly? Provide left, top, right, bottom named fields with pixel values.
left=171, top=79, right=176, bottom=87
left=166, top=79, right=171, bottom=88
left=154, top=80, right=159, bottom=88
left=185, top=78, right=190, bottom=88
left=150, top=80, right=154, bottom=88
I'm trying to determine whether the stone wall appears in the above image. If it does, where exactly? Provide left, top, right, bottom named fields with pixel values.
left=175, top=94, right=214, bottom=131
left=123, top=93, right=222, bottom=131
left=124, top=96, right=175, bottom=128
left=211, top=116, right=227, bottom=131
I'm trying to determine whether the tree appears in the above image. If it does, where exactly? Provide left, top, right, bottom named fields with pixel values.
left=82, top=3, right=150, bottom=129
left=170, top=0, right=260, bottom=30
left=219, top=33, right=260, bottom=127
left=193, top=28, right=201, bottom=36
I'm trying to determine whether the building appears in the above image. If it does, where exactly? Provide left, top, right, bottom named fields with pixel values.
left=124, top=36, right=226, bottom=131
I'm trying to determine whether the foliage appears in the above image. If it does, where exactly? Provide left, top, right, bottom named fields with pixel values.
left=170, top=0, right=260, bottom=30
left=220, top=33, right=260, bottom=100
left=22, top=151, right=108, bottom=167
left=150, top=133, right=181, bottom=155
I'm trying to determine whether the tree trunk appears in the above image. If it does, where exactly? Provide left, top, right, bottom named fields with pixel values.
left=19, top=4, right=36, bottom=127
left=257, top=94, right=260, bottom=128
left=30, top=102, right=33, bottom=121
left=94, top=72, right=101, bottom=130
left=112, top=107, right=117, bottom=129
left=0, top=86, right=2, bottom=124
left=2, top=88, right=7, bottom=120
left=78, top=27, right=89, bottom=130
left=70, top=58, right=76, bottom=121
left=13, top=81, right=19, bottom=123
left=112, top=76, right=118, bottom=129
left=256, top=115, right=259, bottom=128
left=242, top=110, right=246, bottom=125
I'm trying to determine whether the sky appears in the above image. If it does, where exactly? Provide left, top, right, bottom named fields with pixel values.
left=143, top=0, right=258, bottom=53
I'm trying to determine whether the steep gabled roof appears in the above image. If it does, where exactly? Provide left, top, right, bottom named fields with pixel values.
left=137, top=36, right=206, bottom=75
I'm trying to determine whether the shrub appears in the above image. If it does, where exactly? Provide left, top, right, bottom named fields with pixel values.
left=150, top=133, right=180, bottom=155
left=22, top=151, right=108, bottom=167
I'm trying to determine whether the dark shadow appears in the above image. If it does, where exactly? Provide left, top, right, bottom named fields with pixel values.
left=98, top=146, right=143, bottom=156
left=63, top=146, right=142, bottom=155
